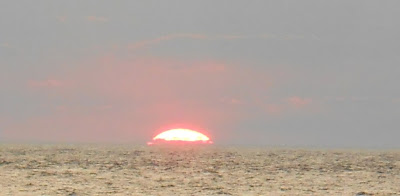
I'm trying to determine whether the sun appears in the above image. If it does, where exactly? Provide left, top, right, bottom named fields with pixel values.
left=148, top=128, right=213, bottom=145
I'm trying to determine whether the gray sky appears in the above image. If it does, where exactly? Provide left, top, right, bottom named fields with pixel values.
left=1, top=1, right=400, bottom=147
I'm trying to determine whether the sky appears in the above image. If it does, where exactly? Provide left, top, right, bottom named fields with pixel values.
left=1, top=1, right=400, bottom=147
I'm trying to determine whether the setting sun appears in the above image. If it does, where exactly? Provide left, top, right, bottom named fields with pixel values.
left=148, top=128, right=213, bottom=145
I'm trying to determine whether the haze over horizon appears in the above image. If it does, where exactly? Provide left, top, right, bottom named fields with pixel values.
left=1, top=1, right=399, bottom=147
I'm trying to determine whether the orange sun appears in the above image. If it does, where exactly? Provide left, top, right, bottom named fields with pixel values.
left=148, top=128, right=213, bottom=145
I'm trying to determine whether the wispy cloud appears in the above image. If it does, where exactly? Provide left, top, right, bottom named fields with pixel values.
left=87, top=16, right=109, bottom=23
left=57, top=16, right=67, bottom=23
left=127, top=33, right=315, bottom=50
left=259, top=96, right=313, bottom=115
left=1, top=43, right=12, bottom=48
left=287, top=96, right=312, bottom=108
left=220, top=97, right=243, bottom=105
left=260, top=34, right=306, bottom=40
left=218, top=35, right=249, bottom=40
left=27, top=79, right=63, bottom=88
left=128, top=34, right=208, bottom=49
left=5, top=56, right=276, bottom=142
left=323, top=96, right=377, bottom=103
left=265, top=104, right=284, bottom=114
left=393, top=98, right=400, bottom=103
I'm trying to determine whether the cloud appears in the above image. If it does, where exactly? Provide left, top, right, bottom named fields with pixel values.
left=265, top=104, right=284, bottom=114
left=27, top=79, right=63, bottom=88
left=75, top=57, right=260, bottom=104
left=220, top=97, right=243, bottom=105
left=5, top=56, right=275, bottom=142
left=287, top=96, right=312, bottom=108
left=2, top=112, right=131, bottom=142
left=87, top=16, right=108, bottom=23
left=218, top=35, right=249, bottom=40
left=6, top=53, right=327, bottom=143
left=57, top=16, right=67, bottom=23
left=1, top=43, right=12, bottom=48
left=128, top=34, right=208, bottom=49
left=127, top=33, right=313, bottom=50
left=323, top=96, right=379, bottom=103
left=259, top=34, right=308, bottom=40
left=259, top=96, right=314, bottom=115
left=350, top=96, right=369, bottom=102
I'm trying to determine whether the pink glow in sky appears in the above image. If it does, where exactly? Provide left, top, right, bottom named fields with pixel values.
left=1, top=1, right=400, bottom=147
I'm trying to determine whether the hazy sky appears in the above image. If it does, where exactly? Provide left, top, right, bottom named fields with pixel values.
left=1, top=1, right=400, bottom=147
